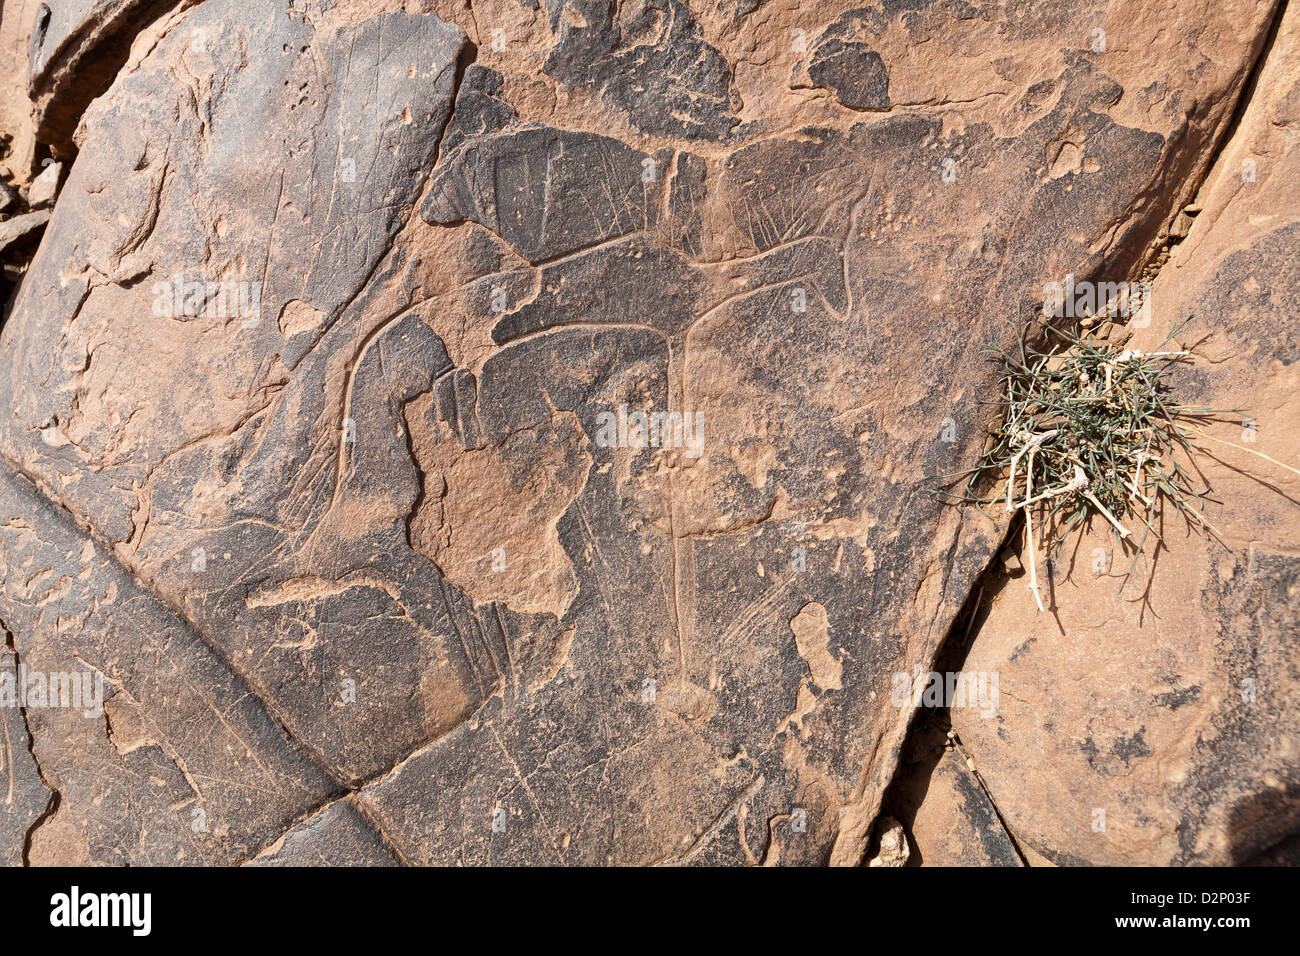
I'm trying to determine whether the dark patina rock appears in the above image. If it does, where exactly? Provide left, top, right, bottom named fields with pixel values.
left=0, top=0, right=1285, bottom=866
left=541, top=0, right=740, bottom=141
left=248, top=798, right=401, bottom=867
left=800, top=14, right=891, bottom=111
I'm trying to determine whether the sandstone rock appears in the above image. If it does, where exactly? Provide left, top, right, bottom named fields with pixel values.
left=0, top=0, right=1285, bottom=865
left=26, top=159, right=59, bottom=207
left=1247, top=832, right=1300, bottom=866
left=887, top=721, right=1023, bottom=866
left=912, top=749, right=1023, bottom=866
left=28, top=0, right=186, bottom=152
left=0, top=208, right=49, bottom=252
left=951, top=0, right=1300, bottom=865
left=542, top=0, right=740, bottom=141
left=0, top=637, right=53, bottom=866
left=792, top=9, right=891, bottom=111
left=0, top=467, right=337, bottom=864
left=0, top=0, right=45, bottom=182
left=247, top=798, right=402, bottom=867
left=866, top=814, right=909, bottom=866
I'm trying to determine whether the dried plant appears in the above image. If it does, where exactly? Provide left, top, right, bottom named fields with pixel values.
left=929, top=320, right=1292, bottom=610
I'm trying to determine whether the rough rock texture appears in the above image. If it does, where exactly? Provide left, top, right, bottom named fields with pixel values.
left=949, top=0, right=1300, bottom=866
left=0, top=208, right=48, bottom=251
left=910, top=750, right=1022, bottom=866
left=865, top=814, right=909, bottom=866
left=248, top=797, right=402, bottom=867
left=0, top=467, right=338, bottom=864
left=0, top=0, right=1292, bottom=865
left=27, top=0, right=188, bottom=153
left=885, top=721, right=1023, bottom=866
left=0, top=0, right=46, bottom=181
left=0, top=633, right=53, bottom=866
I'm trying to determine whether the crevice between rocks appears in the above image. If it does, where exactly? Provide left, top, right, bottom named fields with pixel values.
left=875, top=552, right=1033, bottom=865
left=1081, top=0, right=1288, bottom=295
left=430, top=33, right=479, bottom=172
left=945, top=727, right=1030, bottom=866
left=1201, top=0, right=1289, bottom=195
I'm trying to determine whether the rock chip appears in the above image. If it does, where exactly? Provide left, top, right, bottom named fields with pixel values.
left=26, top=160, right=60, bottom=207
left=866, top=815, right=910, bottom=866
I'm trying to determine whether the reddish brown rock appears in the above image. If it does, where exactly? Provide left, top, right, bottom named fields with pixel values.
left=0, top=0, right=45, bottom=182
left=0, top=0, right=1287, bottom=866
left=887, top=721, right=1023, bottom=866
left=951, top=1, right=1300, bottom=866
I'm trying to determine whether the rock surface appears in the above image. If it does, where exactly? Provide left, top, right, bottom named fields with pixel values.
left=0, top=208, right=49, bottom=252
left=0, top=634, right=53, bottom=866
left=866, top=814, right=910, bottom=866
left=27, top=0, right=187, bottom=152
left=0, top=0, right=1292, bottom=866
left=248, top=797, right=402, bottom=867
left=950, top=0, right=1300, bottom=866
left=0, top=0, right=45, bottom=181
left=0, top=467, right=338, bottom=864
left=885, top=720, right=1023, bottom=866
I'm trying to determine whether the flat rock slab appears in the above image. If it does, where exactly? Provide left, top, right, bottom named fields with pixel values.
left=0, top=0, right=1280, bottom=864
left=0, top=209, right=50, bottom=253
